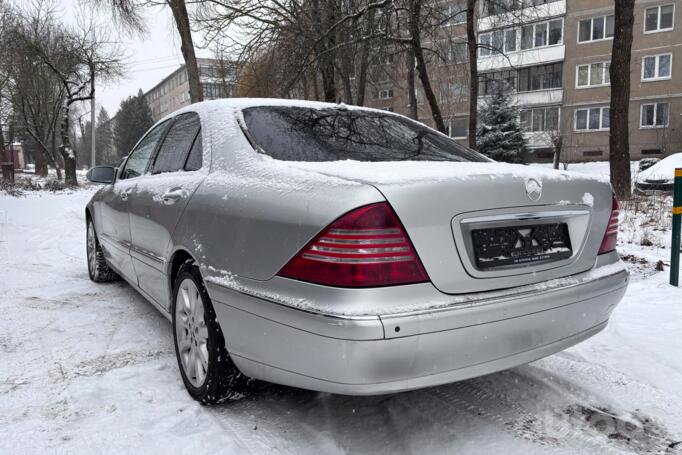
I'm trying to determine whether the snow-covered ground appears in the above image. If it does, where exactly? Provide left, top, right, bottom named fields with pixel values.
left=1, top=166, right=682, bottom=454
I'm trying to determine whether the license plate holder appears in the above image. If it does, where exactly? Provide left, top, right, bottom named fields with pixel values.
left=471, top=223, right=572, bottom=269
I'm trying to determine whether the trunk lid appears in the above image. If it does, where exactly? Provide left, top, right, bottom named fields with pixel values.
left=285, top=161, right=613, bottom=294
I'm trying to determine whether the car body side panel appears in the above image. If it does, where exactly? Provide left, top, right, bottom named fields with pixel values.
left=173, top=172, right=386, bottom=281
left=91, top=180, right=137, bottom=282
left=129, top=172, right=207, bottom=309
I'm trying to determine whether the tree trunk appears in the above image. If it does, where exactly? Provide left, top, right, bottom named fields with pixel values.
left=409, top=0, right=446, bottom=133
left=407, top=48, right=418, bottom=120
left=466, top=0, right=478, bottom=149
left=355, top=9, right=375, bottom=106
left=59, top=103, right=77, bottom=186
left=51, top=128, right=62, bottom=181
left=609, top=0, right=635, bottom=200
left=168, top=0, right=203, bottom=103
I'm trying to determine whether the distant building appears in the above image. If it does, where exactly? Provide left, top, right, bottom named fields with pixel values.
left=365, top=0, right=682, bottom=162
left=145, top=58, right=238, bottom=121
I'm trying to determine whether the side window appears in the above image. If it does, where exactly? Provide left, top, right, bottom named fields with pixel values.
left=120, top=121, right=170, bottom=180
left=184, top=130, right=203, bottom=171
left=152, top=112, right=201, bottom=174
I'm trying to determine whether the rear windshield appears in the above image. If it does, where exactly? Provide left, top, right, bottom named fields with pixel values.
left=242, top=106, right=488, bottom=162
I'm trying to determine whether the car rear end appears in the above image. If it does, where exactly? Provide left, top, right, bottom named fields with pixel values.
left=204, top=103, right=629, bottom=395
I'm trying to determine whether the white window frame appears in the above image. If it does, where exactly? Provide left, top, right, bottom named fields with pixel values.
left=644, top=4, right=675, bottom=34
left=521, top=18, right=564, bottom=51
left=520, top=106, right=561, bottom=133
left=641, top=53, right=673, bottom=81
left=577, top=14, right=615, bottom=43
left=479, top=18, right=563, bottom=57
left=576, top=61, right=611, bottom=88
left=479, top=29, right=517, bottom=57
left=640, top=102, right=670, bottom=128
left=574, top=107, right=610, bottom=132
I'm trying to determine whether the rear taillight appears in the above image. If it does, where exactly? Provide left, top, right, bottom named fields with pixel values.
left=598, top=193, right=619, bottom=254
left=278, top=202, right=429, bottom=287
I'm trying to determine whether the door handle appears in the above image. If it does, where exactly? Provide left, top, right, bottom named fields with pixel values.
left=161, top=188, right=185, bottom=205
left=120, top=190, right=132, bottom=201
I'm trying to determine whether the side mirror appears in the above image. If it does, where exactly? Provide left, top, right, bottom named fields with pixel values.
left=86, top=166, right=116, bottom=184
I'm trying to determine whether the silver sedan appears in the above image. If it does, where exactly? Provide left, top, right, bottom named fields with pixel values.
left=85, top=99, right=628, bottom=404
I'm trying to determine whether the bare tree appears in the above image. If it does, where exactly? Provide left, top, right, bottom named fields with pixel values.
left=93, top=0, right=203, bottom=102
left=609, top=0, right=635, bottom=200
left=26, top=15, right=122, bottom=184
left=3, top=2, right=123, bottom=184
left=2, top=4, right=64, bottom=177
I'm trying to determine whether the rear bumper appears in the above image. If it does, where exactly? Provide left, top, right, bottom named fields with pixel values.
left=206, top=257, right=628, bottom=395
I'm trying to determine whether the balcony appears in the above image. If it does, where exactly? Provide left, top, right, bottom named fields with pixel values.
left=478, top=44, right=565, bottom=71
left=478, top=1, right=566, bottom=32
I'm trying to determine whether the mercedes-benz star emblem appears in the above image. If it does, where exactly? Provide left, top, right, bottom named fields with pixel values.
left=525, top=178, right=543, bottom=201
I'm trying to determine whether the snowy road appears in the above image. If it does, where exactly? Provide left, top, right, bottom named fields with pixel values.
left=1, top=189, right=681, bottom=454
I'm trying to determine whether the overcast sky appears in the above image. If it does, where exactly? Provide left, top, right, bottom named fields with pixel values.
left=54, top=0, right=214, bottom=116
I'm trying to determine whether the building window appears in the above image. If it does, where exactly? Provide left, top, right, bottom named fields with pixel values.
left=578, top=15, right=615, bottom=42
left=479, top=29, right=516, bottom=56
left=641, top=53, right=672, bottom=80
left=376, top=89, right=394, bottom=100
left=644, top=4, right=674, bottom=33
left=520, top=19, right=563, bottom=50
left=520, top=106, right=560, bottom=132
left=575, top=107, right=610, bottom=131
left=576, top=62, right=610, bottom=87
left=478, top=69, right=516, bottom=95
left=448, top=117, right=468, bottom=138
left=641, top=149, right=663, bottom=155
left=439, top=1, right=466, bottom=26
left=518, top=62, right=562, bottom=92
left=640, top=102, right=669, bottom=128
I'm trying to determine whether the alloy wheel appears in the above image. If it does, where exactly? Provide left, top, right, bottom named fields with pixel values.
left=175, top=278, right=209, bottom=387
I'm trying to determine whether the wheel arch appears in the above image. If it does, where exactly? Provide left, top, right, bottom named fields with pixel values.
left=167, top=248, right=200, bottom=297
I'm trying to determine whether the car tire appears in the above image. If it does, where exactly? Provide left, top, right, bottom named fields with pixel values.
left=172, top=261, right=250, bottom=404
left=87, top=219, right=119, bottom=283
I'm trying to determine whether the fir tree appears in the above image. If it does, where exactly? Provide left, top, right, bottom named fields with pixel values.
left=96, top=107, right=116, bottom=165
left=476, top=84, right=528, bottom=164
left=114, top=89, right=154, bottom=159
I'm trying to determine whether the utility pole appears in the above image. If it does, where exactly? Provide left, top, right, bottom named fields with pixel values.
left=90, top=63, right=96, bottom=168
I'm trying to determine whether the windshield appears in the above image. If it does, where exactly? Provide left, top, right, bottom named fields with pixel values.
left=242, top=106, right=488, bottom=163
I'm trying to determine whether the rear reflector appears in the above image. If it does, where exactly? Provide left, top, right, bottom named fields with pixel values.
left=278, top=203, right=430, bottom=287
left=598, top=192, right=619, bottom=254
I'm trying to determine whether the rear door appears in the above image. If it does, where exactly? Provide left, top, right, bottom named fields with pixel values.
left=128, top=112, right=205, bottom=309
left=97, top=121, right=171, bottom=282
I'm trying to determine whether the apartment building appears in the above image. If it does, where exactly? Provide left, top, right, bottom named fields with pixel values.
left=563, top=0, right=681, bottom=161
left=366, top=0, right=682, bottom=162
left=145, top=58, right=238, bottom=121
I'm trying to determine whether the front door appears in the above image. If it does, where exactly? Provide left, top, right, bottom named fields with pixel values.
left=101, top=120, right=171, bottom=284
left=128, top=112, right=205, bottom=310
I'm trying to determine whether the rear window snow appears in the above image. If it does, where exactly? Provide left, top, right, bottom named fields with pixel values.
left=242, top=106, right=488, bottom=163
